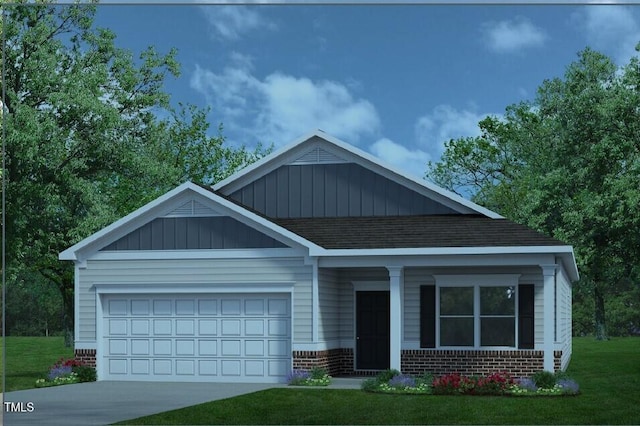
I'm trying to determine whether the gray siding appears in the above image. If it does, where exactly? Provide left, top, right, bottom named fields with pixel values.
left=230, top=163, right=459, bottom=218
left=102, top=217, right=287, bottom=251
left=77, top=257, right=312, bottom=342
left=318, top=268, right=340, bottom=342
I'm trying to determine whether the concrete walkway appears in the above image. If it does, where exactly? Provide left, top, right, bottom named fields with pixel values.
left=2, top=379, right=363, bottom=425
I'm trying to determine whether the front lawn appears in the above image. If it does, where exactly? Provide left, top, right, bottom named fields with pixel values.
left=1, top=337, right=75, bottom=392
left=119, top=337, right=640, bottom=425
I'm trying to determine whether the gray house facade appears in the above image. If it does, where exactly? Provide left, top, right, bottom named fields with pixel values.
left=61, top=131, right=578, bottom=383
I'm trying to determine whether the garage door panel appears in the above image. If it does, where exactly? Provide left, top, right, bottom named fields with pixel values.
left=131, top=300, right=150, bottom=315
left=131, top=339, right=149, bottom=355
left=131, top=320, right=150, bottom=335
left=221, top=319, right=241, bottom=336
left=131, top=359, right=150, bottom=375
left=109, top=319, right=127, bottom=335
left=245, top=319, right=264, bottom=335
left=198, top=319, right=217, bottom=335
left=102, top=294, right=291, bottom=383
left=176, top=319, right=195, bottom=335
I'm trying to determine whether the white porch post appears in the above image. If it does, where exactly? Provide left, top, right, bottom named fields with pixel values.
left=387, top=266, right=403, bottom=371
left=541, top=264, right=557, bottom=372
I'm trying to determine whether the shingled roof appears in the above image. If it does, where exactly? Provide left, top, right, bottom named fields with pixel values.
left=273, top=215, right=567, bottom=249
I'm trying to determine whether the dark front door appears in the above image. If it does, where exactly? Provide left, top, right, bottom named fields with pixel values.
left=356, top=291, right=390, bottom=370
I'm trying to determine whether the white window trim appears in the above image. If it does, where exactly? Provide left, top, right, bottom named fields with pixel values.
left=434, top=275, right=520, bottom=350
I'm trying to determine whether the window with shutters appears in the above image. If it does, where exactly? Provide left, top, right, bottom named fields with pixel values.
left=420, top=277, right=534, bottom=349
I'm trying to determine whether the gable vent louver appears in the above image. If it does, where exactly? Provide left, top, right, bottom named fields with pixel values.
left=290, top=147, right=348, bottom=165
left=164, top=200, right=222, bottom=217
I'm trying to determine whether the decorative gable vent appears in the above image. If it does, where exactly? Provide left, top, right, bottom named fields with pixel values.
left=290, top=146, right=348, bottom=165
left=164, top=199, right=221, bottom=217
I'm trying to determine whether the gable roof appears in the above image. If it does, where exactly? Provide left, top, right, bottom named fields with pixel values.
left=59, top=182, right=322, bottom=262
left=214, top=130, right=503, bottom=219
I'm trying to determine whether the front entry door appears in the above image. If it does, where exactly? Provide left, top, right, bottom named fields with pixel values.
left=356, top=291, right=390, bottom=370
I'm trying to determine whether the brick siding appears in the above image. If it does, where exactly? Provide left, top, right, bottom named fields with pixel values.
left=75, top=349, right=97, bottom=368
left=401, top=349, right=564, bottom=377
left=292, top=349, right=353, bottom=376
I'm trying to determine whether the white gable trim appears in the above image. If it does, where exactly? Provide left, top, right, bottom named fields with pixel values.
left=59, top=182, right=322, bottom=262
left=213, top=130, right=503, bottom=218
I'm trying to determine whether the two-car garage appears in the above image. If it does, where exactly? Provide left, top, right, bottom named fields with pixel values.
left=99, top=294, right=291, bottom=383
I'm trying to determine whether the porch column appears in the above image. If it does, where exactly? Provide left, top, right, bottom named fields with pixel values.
left=541, top=264, right=557, bottom=372
left=387, top=266, right=403, bottom=371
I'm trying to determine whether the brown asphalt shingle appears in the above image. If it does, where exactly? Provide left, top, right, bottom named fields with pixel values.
left=273, top=215, right=567, bottom=249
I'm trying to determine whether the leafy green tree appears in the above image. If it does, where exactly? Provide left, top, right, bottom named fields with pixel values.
left=427, top=46, right=640, bottom=340
left=2, top=2, right=267, bottom=342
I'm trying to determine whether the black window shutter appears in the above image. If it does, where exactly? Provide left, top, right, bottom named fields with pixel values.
left=420, top=285, right=436, bottom=348
left=518, top=284, right=535, bottom=349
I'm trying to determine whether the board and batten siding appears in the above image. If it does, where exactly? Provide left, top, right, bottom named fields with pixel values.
left=102, top=217, right=287, bottom=251
left=77, top=257, right=312, bottom=342
left=229, top=163, right=459, bottom=218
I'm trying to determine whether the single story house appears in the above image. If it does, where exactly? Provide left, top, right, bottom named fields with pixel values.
left=60, top=130, right=578, bottom=383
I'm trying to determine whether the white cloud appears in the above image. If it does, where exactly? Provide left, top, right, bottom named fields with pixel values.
left=572, top=5, right=640, bottom=66
left=200, top=5, right=275, bottom=40
left=370, top=138, right=432, bottom=180
left=415, top=105, right=495, bottom=157
left=481, top=17, right=547, bottom=53
left=190, top=62, right=380, bottom=146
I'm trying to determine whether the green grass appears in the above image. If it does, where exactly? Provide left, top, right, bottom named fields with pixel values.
left=118, top=337, right=640, bottom=425
left=1, top=337, right=75, bottom=392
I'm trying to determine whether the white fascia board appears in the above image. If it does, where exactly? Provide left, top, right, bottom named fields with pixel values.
left=93, top=282, right=295, bottom=294
left=60, top=181, right=321, bottom=262
left=214, top=129, right=502, bottom=218
left=92, top=248, right=305, bottom=261
left=310, top=245, right=575, bottom=258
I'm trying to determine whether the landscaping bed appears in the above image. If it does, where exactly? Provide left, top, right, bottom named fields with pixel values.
left=361, top=369, right=580, bottom=396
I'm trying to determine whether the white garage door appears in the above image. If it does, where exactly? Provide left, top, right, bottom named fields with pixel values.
left=101, top=294, right=291, bottom=383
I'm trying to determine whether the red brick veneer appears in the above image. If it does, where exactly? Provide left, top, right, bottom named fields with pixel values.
left=292, top=349, right=353, bottom=376
left=75, top=349, right=97, bottom=367
left=401, top=349, right=564, bottom=377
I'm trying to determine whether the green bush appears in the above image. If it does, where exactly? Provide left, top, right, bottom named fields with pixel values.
left=376, top=369, right=401, bottom=384
left=532, top=371, right=556, bottom=389
left=360, top=378, right=379, bottom=392
left=73, top=365, right=97, bottom=383
left=309, top=366, right=328, bottom=380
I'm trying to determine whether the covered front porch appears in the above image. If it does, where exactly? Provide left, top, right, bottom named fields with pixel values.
left=292, top=250, right=572, bottom=377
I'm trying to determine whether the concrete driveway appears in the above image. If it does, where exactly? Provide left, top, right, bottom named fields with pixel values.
left=3, top=381, right=281, bottom=425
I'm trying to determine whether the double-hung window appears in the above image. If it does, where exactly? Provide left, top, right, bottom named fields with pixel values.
left=421, top=275, right=531, bottom=349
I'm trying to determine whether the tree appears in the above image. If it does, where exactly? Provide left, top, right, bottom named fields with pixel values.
left=2, top=2, right=268, bottom=342
left=426, top=46, right=640, bottom=340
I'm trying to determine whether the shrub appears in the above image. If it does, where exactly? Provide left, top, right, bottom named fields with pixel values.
left=361, top=378, right=379, bottom=392
left=474, top=372, right=514, bottom=395
left=286, top=368, right=331, bottom=386
left=388, top=374, right=416, bottom=389
left=376, top=369, right=401, bottom=384
left=557, top=378, right=580, bottom=395
left=73, top=365, right=97, bottom=383
left=286, top=369, right=311, bottom=385
left=532, top=371, right=557, bottom=389
left=432, top=373, right=475, bottom=395
left=309, top=366, right=328, bottom=380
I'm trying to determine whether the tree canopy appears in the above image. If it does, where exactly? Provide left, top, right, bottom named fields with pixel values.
left=2, top=2, right=268, bottom=339
left=427, top=46, right=640, bottom=339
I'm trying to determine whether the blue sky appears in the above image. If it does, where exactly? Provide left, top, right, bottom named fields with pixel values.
left=93, top=3, right=640, bottom=179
